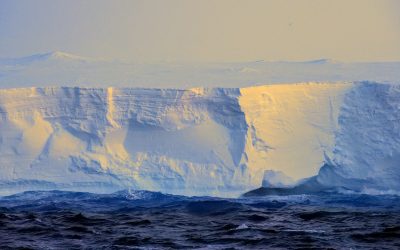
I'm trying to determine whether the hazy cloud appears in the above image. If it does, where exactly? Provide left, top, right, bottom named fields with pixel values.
left=0, top=0, right=399, bottom=62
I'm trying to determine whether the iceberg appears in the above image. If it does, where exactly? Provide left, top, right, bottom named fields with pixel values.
left=1, top=53, right=400, bottom=197
left=1, top=81, right=399, bottom=197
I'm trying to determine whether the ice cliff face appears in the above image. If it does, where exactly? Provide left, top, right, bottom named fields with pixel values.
left=0, top=82, right=399, bottom=196
left=317, top=82, right=400, bottom=194
left=0, top=87, right=249, bottom=196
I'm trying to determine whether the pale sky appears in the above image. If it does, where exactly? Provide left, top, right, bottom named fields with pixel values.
left=1, top=0, right=400, bottom=62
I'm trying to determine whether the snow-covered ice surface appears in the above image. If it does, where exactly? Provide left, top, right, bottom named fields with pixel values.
left=1, top=51, right=400, bottom=88
left=1, top=52, right=400, bottom=197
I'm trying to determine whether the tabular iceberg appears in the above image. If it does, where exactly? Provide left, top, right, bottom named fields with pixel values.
left=1, top=81, right=398, bottom=196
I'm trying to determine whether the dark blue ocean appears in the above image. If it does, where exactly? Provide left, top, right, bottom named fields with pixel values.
left=0, top=190, right=399, bottom=249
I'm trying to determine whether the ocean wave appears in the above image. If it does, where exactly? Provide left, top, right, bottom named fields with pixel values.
left=0, top=190, right=399, bottom=249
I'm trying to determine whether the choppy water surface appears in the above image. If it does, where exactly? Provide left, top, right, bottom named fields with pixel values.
left=0, top=190, right=399, bottom=249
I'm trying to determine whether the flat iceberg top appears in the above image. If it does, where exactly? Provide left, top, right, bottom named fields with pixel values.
left=1, top=51, right=400, bottom=88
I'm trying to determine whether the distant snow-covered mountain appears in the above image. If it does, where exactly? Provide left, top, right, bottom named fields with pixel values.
left=0, top=51, right=91, bottom=65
